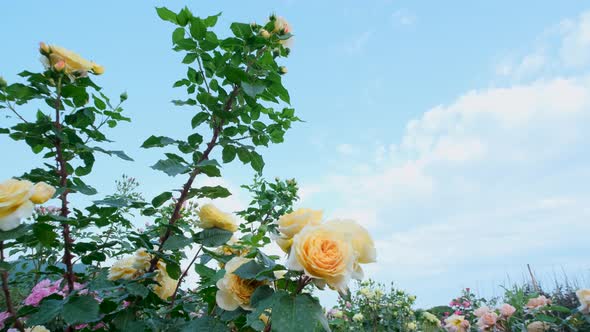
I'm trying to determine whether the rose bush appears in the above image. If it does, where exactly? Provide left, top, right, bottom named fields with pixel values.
left=0, top=6, right=377, bottom=332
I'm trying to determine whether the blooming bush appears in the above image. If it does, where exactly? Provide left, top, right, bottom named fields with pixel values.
left=0, top=7, right=376, bottom=332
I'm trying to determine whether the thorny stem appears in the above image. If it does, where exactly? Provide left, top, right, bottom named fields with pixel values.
left=0, top=242, right=24, bottom=331
left=150, top=85, right=240, bottom=272
left=169, top=245, right=203, bottom=308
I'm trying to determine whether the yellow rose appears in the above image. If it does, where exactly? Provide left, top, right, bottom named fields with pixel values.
left=286, top=223, right=354, bottom=293
left=26, top=326, right=50, bottom=332
left=576, top=289, right=590, bottom=314
left=41, top=44, right=103, bottom=76
left=108, top=256, right=139, bottom=281
left=444, top=314, right=470, bottom=332
left=216, top=257, right=267, bottom=311
left=153, top=261, right=177, bottom=300
left=30, top=182, right=56, bottom=204
left=0, top=179, right=35, bottom=231
left=39, top=42, right=50, bottom=55
left=198, top=204, right=238, bottom=232
left=274, top=234, right=293, bottom=253
left=352, top=313, right=364, bottom=322
left=278, top=208, right=322, bottom=238
left=132, top=248, right=152, bottom=271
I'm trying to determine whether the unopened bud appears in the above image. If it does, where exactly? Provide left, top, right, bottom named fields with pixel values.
left=53, top=60, right=66, bottom=72
left=0, top=76, right=6, bottom=89
left=39, top=42, right=50, bottom=55
left=279, top=66, right=288, bottom=74
left=260, top=29, right=271, bottom=39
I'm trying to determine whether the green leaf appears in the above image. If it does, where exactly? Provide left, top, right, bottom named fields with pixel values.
left=181, top=316, right=229, bottom=332
left=250, top=151, right=264, bottom=173
left=33, top=223, right=57, bottom=246
left=222, top=145, right=236, bottom=163
left=151, top=159, right=189, bottom=177
left=242, top=82, right=266, bottom=98
left=271, top=292, right=330, bottom=332
left=166, top=261, right=181, bottom=280
left=233, top=261, right=276, bottom=281
left=62, top=295, right=101, bottom=325
left=194, top=228, right=233, bottom=247
left=156, top=7, right=178, bottom=24
left=126, top=283, right=149, bottom=298
left=162, top=234, right=193, bottom=250
left=172, top=28, right=185, bottom=44
left=190, top=17, right=207, bottom=39
left=183, top=53, right=199, bottom=64
left=230, top=22, right=253, bottom=39
left=0, top=224, right=30, bottom=241
left=188, top=185, right=231, bottom=199
left=191, top=112, right=209, bottom=129
left=152, top=191, right=173, bottom=207
left=27, top=299, right=63, bottom=325
left=142, top=135, right=177, bottom=148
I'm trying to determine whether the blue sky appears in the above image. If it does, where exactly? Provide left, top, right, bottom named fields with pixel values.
left=2, top=1, right=590, bottom=307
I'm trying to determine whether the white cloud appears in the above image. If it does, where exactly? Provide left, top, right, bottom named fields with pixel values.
left=306, top=10, right=590, bottom=305
left=336, top=143, right=358, bottom=156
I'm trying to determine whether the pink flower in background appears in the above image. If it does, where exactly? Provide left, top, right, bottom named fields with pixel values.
left=24, top=279, right=61, bottom=306
left=474, top=306, right=491, bottom=317
left=454, top=310, right=462, bottom=315
left=500, top=303, right=516, bottom=317
left=345, top=301, right=352, bottom=309
left=24, top=279, right=86, bottom=306
left=526, top=295, right=552, bottom=309
left=462, top=301, right=471, bottom=308
left=0, top=311, right=11, bottom=329
left=477, top=312, right=498, bottom=329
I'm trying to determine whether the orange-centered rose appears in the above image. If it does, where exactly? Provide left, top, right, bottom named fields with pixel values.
left=286, top=223, right=354, bottom=293
left=216, top=257, right=267, bottom=311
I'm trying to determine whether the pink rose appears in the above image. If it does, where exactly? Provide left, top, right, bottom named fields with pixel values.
left=473, top=306, right=491, bottom=317
left=0, top=311, right=11, bottom=330
left=477, top=312, right=498, bottom=329
left=499, top=303, right=516, bottom=317
left=454, top=310, right=462, bottom=315
left=462, top=301, right=471, bottom=308
left=526, top=295, right=551, bottom=309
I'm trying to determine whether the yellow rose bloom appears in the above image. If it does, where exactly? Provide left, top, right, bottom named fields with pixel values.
left=26, top=326, right=50, bottom=332
left=216, top=257, right=267, bottom=311
left=30, top=182, right=56, bottom=204
left=132, top=248, right=152, bottom=271
left=577, top=289, right=590, bottom=314
left=108, top=256, right=140, bottom=281
left=198, top=204, right=238, bottom=232
left=41, top=43, right=104, bottom=76
left=0, top=179, right=35, bottom=231
left=444, top=314, right=470, bottom=332
left=278, top=208, right=322, bottom=238
left=153, top=261, right=177, bottom=300
left=286, top=223, right=354, bottom=293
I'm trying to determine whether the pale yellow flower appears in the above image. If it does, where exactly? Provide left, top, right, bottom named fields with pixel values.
left=40, top=43, right=104, bottom=76
left=0, top=179, right=35, bottom=231
left=273, top=16, right=292, bottom=34
left=26, top=326, right=50, bottom=332
left=576, top=289, right=590, bottom=314
left=323, top=219, right=376, bottom=279
left=278, top=208, right=322, bottom=238
left=153, top=261, right=177, bottom=300
left=216, top=257, right=267, bottom=311
left=286, top=223, right=355, bottom=293
left=198, top=204, right=238, bottom=232
left=30, top=182, right=56, bottom=204
left=352, top=313, right=364, bottom=322
left=108, top=256, right=139, bottom=281
left=444, top=314, right=470, bottom=332
left=406, top=322, right=417, bottom=331
left=132, top=248, right=152, bottom=271
left=422, top=312, right=441, bottom=327
left=274, top=235, right=293, bottom=253
left=260, top=29, right=271, bottom=39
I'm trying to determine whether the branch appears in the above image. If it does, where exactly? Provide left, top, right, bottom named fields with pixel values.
left=169, top=245, right=203, bottom=308
left=52, top=76, right=75, bottom=296
left=0, top=242, right=24, bottom=331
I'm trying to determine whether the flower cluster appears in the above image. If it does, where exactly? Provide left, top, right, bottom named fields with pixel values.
left=0, top=179, right=55, bottom=231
